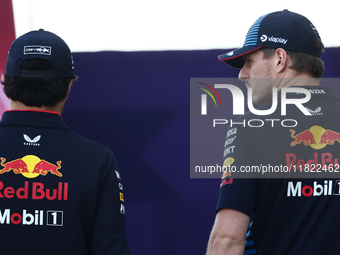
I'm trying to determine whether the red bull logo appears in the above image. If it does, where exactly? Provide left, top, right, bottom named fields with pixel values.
left=0, top=181, right=68, bottom=201
left=220, top=157, right=234, bottom=187
left=320, top=130, right=340, bottom=145
left=290, top=130, right=316, bottom=146
left=0, top=155, right=62, bottom=178
left=286, top=152, right=339, bottom=171
left=221, top=157, right=234, bottom=179
left=290, top=126, right=340, bottom=150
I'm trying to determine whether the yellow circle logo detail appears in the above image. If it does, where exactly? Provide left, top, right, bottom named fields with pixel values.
left=21, top=155, right=42, bottom=178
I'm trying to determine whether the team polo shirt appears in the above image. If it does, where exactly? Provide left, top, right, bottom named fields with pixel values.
left=217, top=86, right=340, bottom=254
left=0, top=110, right=130, bottom=255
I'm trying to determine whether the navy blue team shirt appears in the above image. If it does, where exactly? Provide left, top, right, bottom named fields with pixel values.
left=0, top=110, right=130, bottom=255
left=217, top=86, right=340, bottom=254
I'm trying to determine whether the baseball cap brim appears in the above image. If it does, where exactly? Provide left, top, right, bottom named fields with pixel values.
left=218, top=46, right=262, bottom=68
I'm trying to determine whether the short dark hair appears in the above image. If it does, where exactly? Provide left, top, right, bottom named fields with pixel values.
left=1, top=58, right=77, bottom=107
left=261, top=39, right=325, bottom=78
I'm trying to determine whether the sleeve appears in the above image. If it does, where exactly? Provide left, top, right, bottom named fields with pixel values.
left=216, top=122, right=257, bottom=217
left=90, top=152, right=130, bottom=255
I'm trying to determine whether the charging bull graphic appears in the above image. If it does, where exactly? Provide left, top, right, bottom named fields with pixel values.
left=290, top=130, right=316, bottom=146
left=0, top=158, right=29, bottom=174
left=0, top=155, right=62, bottom=178
left=32, top=160, right=62, bottom=177
left=290, top=126, right=340, bottom=150
left=319, top=130, right=340, bottom=145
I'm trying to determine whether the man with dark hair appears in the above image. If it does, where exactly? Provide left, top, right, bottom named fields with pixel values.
left=0, top=29, right=130, bottom=255
left=206, top=10, right=340, bottom=254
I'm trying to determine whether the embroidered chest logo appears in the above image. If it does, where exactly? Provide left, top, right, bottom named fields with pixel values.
left=23, top=134, right=41, bottom=146
left=0, top=155, right=62, bottom=178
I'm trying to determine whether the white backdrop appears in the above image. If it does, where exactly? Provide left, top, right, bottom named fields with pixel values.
left=12, top=0, right=340, bottom=52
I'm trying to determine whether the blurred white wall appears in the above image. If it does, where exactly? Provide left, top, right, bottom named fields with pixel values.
left=12, top=0, right=339, bottom=52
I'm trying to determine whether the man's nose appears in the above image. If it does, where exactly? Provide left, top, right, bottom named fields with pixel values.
left=238, top=65, right=249, bottom=81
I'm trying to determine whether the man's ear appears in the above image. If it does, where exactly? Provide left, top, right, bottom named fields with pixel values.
left=1, top=74, right=10, bottom=99
left=275, top=48, right=289, bottom=73
left=68, top=80, right=73, bottom=92
left=61, top=80, right=73, bottom=103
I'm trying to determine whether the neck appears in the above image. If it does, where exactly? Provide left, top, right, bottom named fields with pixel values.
left=9, top=100, right=64, bottom=115
left=277, top=72, right=320, bottom=90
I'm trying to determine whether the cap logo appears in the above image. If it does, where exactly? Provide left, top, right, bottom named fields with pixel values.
left=266, top=36, right=288, bottom=45
left=310, top=24, right=318, bottom=34
left=227, top=51, right=234, bottom=56
left=24, top=45, right=51, bottom=55
left=260, top=34, right=267, bottom=42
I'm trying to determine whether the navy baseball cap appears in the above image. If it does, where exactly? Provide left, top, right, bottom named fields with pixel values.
left=5, top=29, right=74, bottom=78
left=218, top=10, right=322, bottom=68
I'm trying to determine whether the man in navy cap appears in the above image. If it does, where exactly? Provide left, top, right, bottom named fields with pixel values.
left=206, top=10, right=340, bottom=255
left=0, top=29, right=130, bottom=255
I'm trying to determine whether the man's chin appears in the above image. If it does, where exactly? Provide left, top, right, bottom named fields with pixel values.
left=253, top=97, right=272, bottom=106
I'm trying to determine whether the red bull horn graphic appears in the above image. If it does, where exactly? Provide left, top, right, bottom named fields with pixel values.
left=320, top=130, right=340, bottom=145
left=290, top=130, right=316, bottom=146
left=290, top=126, right=340, bottom=150
left=0, top=155, right=62, bottom=178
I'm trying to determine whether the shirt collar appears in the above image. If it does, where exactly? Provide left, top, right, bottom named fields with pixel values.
left=0, top=110, right=69, bottom=130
